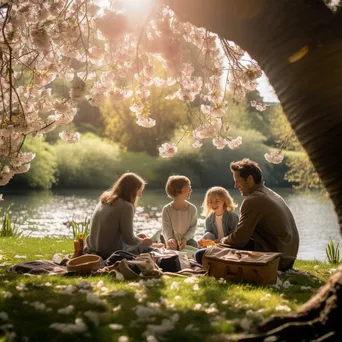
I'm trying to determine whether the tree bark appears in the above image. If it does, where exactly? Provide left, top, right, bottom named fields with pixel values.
left=161, top=0, right=342, bottom=340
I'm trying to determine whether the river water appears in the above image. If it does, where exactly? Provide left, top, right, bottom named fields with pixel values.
left=0, top=188, right=340, bottom=261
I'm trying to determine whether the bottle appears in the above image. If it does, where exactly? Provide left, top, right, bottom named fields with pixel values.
left=78, top=233, right=84, bottom=255
left=73, top=239, right=81, bottom=258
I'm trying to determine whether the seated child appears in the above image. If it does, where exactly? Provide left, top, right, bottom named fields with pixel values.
left=198, top=186, right=238, bottom=248
left=161, top=175, right=198, bottom=250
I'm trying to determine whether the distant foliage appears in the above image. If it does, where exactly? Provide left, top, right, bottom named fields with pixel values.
left=285, top=151, right=324, bottom=191
left=153, top=127, right=289, bottom=188
left=100, top=87, right=188, bottom=156
left=116, top=150, right=161, bottom=184
left=268, top=105, right=324, bottom=192
left=228, top=91, right=272, bottom=138
left=55, top=133, right=162, bottom=188
left=55, top=133, right=122, bottom=188
left=268, top=105, right=302, bottom=150
left=7, top=137, right=58, bottom=190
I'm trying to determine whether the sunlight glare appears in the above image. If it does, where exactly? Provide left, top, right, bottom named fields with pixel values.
left=94, top=0, right=154, bottom=15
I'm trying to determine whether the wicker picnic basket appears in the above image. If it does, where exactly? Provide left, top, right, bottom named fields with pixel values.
left=202, top=245, right=282, bottom=284
left=66, top=254, right=104, bottom=274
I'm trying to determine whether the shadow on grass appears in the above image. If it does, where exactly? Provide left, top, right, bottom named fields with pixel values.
left=0, top=272, right=140, bottom=342
left=275, top=269, right=325, bottom=305
left=0, top=261, right=330, bottom=342
left=0, top=270, right=226, bottom=342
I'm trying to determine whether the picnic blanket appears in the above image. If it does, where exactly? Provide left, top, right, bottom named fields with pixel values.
left=8, top=250, right=205, bottom=279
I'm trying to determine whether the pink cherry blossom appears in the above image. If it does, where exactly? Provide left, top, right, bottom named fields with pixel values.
left=15, top=152, right=36, bottom=164
left=250, top=100, right=267, bottom=111
left=136, top=116, right=156, bottom=128
left=192, top=140, right=203, bottom=148
left=59, top=131, right=81, bottom=144
left=30, top=25, right=50, bottom=51
left=130, top=103, right=145, bottom=115
left=264, top=151, right=285, bottom=164
left=107, top=88, right=133, bottom=101
left=13, top=164, right=31, bottom=175
left=158, top=143, right=178, bottom=158
left=227, top=136, right=242, bottom=150
left=213, top=137, right=227, bottom=150
left=0, top=1, right=271, bottom=182
left=94, top=12, right=128, bottom=41
left=194, top=120, right=222, bottom=140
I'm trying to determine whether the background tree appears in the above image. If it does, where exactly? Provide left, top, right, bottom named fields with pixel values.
left=100, top=87, right=188, bottom=156
left=268, top=105, right=324, bottom=191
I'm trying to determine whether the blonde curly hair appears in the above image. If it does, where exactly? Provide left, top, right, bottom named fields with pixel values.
left=202, top=186, right=237, bottom=216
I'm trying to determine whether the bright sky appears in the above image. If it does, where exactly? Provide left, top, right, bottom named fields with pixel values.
left=257, top=74, right=279, bottom=103
left=94, top=0, right=153, bottom=13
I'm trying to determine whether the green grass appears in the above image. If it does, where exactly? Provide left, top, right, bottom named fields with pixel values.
left=0, top=238, right=334, bottom=342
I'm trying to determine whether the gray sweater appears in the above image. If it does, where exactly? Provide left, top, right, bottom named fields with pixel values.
left=162, top=201, right=197, bottom=242
left=223, top=184, right=300, bottom=269
left=85, top=198, right=141, bottom=259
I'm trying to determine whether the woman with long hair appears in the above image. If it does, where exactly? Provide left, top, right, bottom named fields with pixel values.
left=85, top=172, right=152, bottom=259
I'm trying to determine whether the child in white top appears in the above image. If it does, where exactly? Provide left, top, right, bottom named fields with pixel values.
left=198, top=186, right=238, bottom=248
left=161, top=175, right=198, bottom=250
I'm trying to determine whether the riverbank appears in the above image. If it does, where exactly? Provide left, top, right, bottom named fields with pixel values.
left=0, top=237, right=336, bottom=341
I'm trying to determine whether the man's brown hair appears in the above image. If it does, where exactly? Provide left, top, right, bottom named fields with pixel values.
left=165, top=175, right=190, bottom=199
left=230, top=158, right=263, bottom=184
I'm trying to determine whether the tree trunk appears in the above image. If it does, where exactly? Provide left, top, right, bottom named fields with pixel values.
left=162, top=0, right=342, bottom=340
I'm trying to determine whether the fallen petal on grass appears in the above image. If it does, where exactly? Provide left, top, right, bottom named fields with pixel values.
left=184, top=323, right=199, bottom=332
left=50, top=318, right=87, bottom=333
left=113, top=304, right=122, bottom=312
left=240, top=317, right=252, bottom=331
left=0, top=311, right=9, bottom=321
left=184, top=277, right=198, bottom=284
left=58, top=305, right=75, bottom=315
left=29, top=301, right=47, bottom=311
left=109, top=323, right=123, bottom=330
left=275, top=305, right=292, bottom=312
left=86, top=293, right=107, bottom=306
left=84, top=311, right=100, bottom=327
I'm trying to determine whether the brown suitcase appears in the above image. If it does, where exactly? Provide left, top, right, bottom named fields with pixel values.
left=202, top=244, right=282, bottom=284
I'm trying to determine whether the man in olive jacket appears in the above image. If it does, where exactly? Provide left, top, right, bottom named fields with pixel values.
left=222, top=158, right=300, bottom=270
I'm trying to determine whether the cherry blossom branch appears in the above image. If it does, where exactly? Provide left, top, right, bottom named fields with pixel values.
left=135, top=4, right=158, bottom=78
left=1, top=4, right=12, bottom=121
left=76, top=3, right=89, bottom=80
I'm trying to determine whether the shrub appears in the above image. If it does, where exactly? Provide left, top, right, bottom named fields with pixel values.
left=55, top=133, right=122, bottom=188
left=285, top=150, right=325, bottom=191
left=154, top=127, right=290, bottom=189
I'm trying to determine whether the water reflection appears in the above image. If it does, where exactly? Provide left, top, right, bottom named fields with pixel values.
left=0, top=188, right=340, bottom=261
